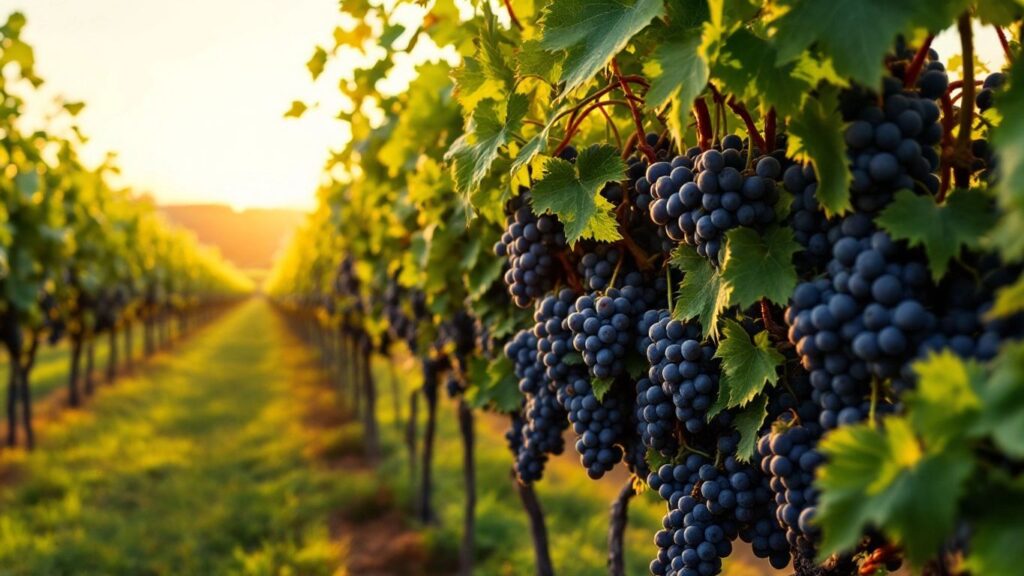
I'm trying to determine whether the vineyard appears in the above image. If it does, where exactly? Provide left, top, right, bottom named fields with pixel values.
left=3, top=1, right=1024, bottom=575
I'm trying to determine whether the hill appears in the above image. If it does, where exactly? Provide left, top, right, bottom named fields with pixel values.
left=159, top=204, right=305, bottom=270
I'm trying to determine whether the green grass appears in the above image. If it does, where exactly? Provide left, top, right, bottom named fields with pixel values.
left=0, top=301, right=370, bottom=576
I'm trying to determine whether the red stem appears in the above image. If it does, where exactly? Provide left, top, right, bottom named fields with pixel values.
left=502, top=0, right=523, bottom=30
left=764, top=108, right=777, bottom=151
left=595, top=102, right=623, bottom=150
left=611, top=59, right=655, bottom=163
left=725, top=96, right=766, bottom=152
left=553, top=100, right=631, bottom=156
left=903, top=34, right=935, bottom=88
left=953, top=12, right=975, bottom=190
left=760, top=299, right=787, bottom=341
left=939, top=93, right=955, bottom=201
left=692, top=98, right=713, bottom=150
left=995, top=26, right=1014, bottom=63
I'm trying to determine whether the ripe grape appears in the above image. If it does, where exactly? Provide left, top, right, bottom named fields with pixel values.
left=495, top=192, right=567, bottom=308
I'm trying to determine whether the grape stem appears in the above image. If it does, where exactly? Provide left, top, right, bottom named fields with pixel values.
left=953, top=12, right=976, bottom=190
left=764, top=107, right=777, bottom=150
left=903, top=34, right=935, bottom=88
left=995, top=26, right=1014, bottom=63
left=725, top=96, right=766, bottom=152
left=595, top=100, right=624, bottom=150
left=692, top=97, right=713, bottom=150
left=611, top=59, right=655, bottom=162
left=502, top=0, right=524, bottom=30
left=938, top=93, right=955, bottom=201
left=760, top=299, right=788, bottom=342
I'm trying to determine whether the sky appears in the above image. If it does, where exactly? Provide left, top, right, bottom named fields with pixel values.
left=2, top=0, right=349, bottom=211
left=0, top=0, right=1006, bottom=211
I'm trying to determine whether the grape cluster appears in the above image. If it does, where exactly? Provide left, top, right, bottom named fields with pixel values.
left=568, top=284, right=650, bottom=379
left=494, top=192, right=567, bottom=308
left=636, top=376, right=678, bottom=456
left=786, top=215, right=933, bottom=428
left=646, top=311, right=720, bottom=433
left=534, top=289, right=583, bottom=396
left=505, top=328, right=568, bottom=482
left=647, top=142, right=781, bottom=263
left=783, top=164, right=831, bottom=271
left=758, top=423, right=824, bottom=552
left=564, top=373, right=628, bottom=479
left=578, top=244, right=623, bottom=291
left=841, top=75, right=943, bottom=212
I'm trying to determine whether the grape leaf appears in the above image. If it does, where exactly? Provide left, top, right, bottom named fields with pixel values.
left=907, top=351, right=983, bottom=448
left=517, top=39, right=565, bottom=85
left=531, top=145, right=624, bottom=245
left=817, top=418, right=973, bottom=568
left=452, top=57, right=506, bottom=110
left=963, top=476, right=1024, bottom=576
left=307, top=46, right=327, bottom=79
left=644, top=34, right=708, bottom=145
left=333, top=22, right=374, bottom=52
left=731, top=394, right=768, bottom=462
left=772, top=0, right=966, bottom=88
left=540, top=0, right=665, bottom=94
left=447, top=94, right=528, bottom=197
left=992, top=56, right=1024, bottom=261
left=592, top=376, right=614, bottom=402
left=714, top=319, right=785, bottom=410
left=877, top=190, right=996, bottom=281
left=720, top=226, right=799, bottom=309
left=466, top=355, right=522, bottom=413
left=63, top=101, right=85, bottom=116
left=787, top=87, right=850, bottom=216
left=715, top=28, right=809, bottom=117
left=284, top=101, right=308, bottom=118
left=671, top=245, right=730, bottom=340
left=973, top=342, right=1024, bottom=459
left=988, top=275, right=1024, bottom=319
left=976, top=0, right=1024, bottom=26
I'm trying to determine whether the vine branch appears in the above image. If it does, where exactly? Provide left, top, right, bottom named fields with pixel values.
left=611, top=59, right=655, bottom=162
left=953, top=12, right=976, bottom=190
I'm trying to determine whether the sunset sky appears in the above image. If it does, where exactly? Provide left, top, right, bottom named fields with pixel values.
left=1, top=0, right=1005, bottom=211
left=4, top=0, right=349, bottom=211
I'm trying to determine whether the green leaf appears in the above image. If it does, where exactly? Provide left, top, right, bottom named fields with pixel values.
left=992, top=56, right=1024, bottom=260
left=772, top=0, right=967, bottom=87
left=592, top=376, right=614, bottom=402
left=988, top=275, right=1024, bottom=319
left=379, top=24, right=406, bottom=49
left=720, top=226, right=799, bottom=309
left=714, top=319, right=785, bottom=410
left=974, top=342, right=1024, bottom=459
left=963, top=476, right=1024, bottom=575
left=907, top=351, right=983, bottom=448
left=817, top=418, right=973, bottom=567
left=284, top=101, right=308, bottom=118
left=715, top=28, right=809, bottom=117
left=671, top=245, right=729, bottom=340
left=531, top=145, right=624, bottom=245
left=876, top=190, right=996, bottom=281
left=447, top=94, right=528, bottom=197
left=518, top=39, right=565, bottom=84
left=731, top=394, right=768, bottom=462
left=644, top=34, right=708, bottom=144
left=452, top=57, right=505, bottom=110
left=976, top=0, right=1024, bottom=26
left=63, top=101, right=85, bottom=116
left=306, top=46, right=327, bottom=79
left=540, top=0, right=665, bottom=94
left=466, top=355, right=522, bottom=413
left=787, top=87, right=850, bottom=216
